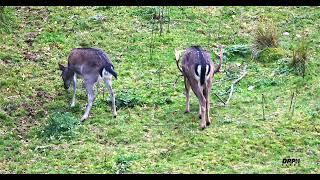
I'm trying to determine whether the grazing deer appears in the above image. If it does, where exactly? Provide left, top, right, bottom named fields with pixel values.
left=58, top=48, right=117, bottom=122
left=175, top=45, right=223, bottom=129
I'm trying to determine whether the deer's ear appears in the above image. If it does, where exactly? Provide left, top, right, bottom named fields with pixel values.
left=58, top=63, right=65, bottom=71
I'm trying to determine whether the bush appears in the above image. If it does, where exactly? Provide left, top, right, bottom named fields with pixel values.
left=41, top=112, right=81, bottom=142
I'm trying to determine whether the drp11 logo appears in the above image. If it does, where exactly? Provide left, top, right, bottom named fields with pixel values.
left=282, top=158, right=300, bottom=166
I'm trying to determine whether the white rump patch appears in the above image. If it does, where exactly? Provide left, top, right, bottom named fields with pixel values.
left=102, top=68, right=112, bottom=80
left=205, top=64, right=211, bottom=81
left=195, top=65, right=201, bottom=81
left=197, top=65, right=201, bottom=77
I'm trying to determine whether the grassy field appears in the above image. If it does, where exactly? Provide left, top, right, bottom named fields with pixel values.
left=0, top=6, right=319, bottom=174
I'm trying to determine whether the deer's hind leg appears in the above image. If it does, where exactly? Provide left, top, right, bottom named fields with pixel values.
left=203, top=86, right=211, bottom=126
left=184, top=77, right=191, bottom=113
left=192, top=86, right=207, bottom=129
left=104, top=75, right=117, bottom=118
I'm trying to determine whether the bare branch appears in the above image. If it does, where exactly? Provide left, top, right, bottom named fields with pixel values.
left=225, top=65, right=248, bottom=104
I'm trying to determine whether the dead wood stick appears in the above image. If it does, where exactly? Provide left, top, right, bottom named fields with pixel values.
left=289, top=91, right=295, bottom=112
left=262, top=94, right=266, bottom=120
left=225, top=65, right=248, bottom=104
left=291, top=92, right=297, bottom=119
left=173, top=74, right=183, bottom=88
left=214, top=93, right=226, bottom=105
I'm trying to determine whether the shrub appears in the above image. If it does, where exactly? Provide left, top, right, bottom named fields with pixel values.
left=257, top=47, right=288, bottom=63
left=223, top=44, right=251, bottom=61
left=41, top=112, right=80, bottom=142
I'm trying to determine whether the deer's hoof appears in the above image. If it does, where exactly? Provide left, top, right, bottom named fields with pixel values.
left=198, top=114, right=201, bottom=119
left=113, top=115, right=117, bottom=118
left=200, top=124, right=206, bottom=130
left=80, top=116, right=88, bottom=122
left=184, top=110, right=190, bottom=113
left=206, top=121, right=211, bottom=126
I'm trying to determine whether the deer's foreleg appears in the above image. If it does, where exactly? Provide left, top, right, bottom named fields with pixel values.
left=71, top=74, right=77, bottom=107
left=81, top=80, right=95, bottom=122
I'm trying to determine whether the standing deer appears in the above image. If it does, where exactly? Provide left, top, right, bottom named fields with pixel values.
left=175, top=45, right=223, bottom=129
left=58, top=48, right=117, bottom=122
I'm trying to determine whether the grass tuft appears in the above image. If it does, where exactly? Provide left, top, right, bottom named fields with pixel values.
left=291, top=36, right=309, bottom=77
left=252, top=17, right=279, bottom=59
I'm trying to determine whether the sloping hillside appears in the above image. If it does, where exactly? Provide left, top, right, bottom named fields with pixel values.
left=0, top=6, right=319, bottom=173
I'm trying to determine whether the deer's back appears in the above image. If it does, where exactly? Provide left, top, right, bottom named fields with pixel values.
left=67, top=48, right=112, bottom=76
left=182, top=47, right=213, bottom=77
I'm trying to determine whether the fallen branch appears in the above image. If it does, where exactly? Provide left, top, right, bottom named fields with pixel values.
left=225, top=65, right=248, bottom=104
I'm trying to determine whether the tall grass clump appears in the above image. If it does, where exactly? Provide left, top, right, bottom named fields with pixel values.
left=0, top=6, right=15, bottom=33
left=291, top=36, right=309, bottom=77
left=252, top=17, right=280, bottom=60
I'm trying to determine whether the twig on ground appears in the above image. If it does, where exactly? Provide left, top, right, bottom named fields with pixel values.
left=262, top=93, right=266, bottom=120
left=173, top=74, right=183, bottom=88
left=290, top=91, right=297, bottom=119
left=289, top=91, right=295, bottom=112
left=214, top=93, right=226, bottom=105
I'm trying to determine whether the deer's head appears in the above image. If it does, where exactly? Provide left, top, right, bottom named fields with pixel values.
left=58, top=63, right=72, bottom=90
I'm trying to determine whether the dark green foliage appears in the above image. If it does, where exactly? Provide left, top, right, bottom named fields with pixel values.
left=223, top=44, right=251, bottom=61
left=115, top=155, right=137, bottom=174
left=110, top=90, right=145, bottom=109
left=0, top=7, right=15, bottom=33
left=130, top=7, right=156, bottom=21
left=274, top=58, right=293, bottom=75
left=41, top=112, right=81, bottom=142
left=36, top=31, right=66, bottom=44
left=257, top=48, right=288, bottom=63
left=254, top=78, right=281, bottom=89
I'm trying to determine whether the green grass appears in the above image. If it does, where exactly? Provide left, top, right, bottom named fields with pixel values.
left=0, top=6, right=319, bottom=174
